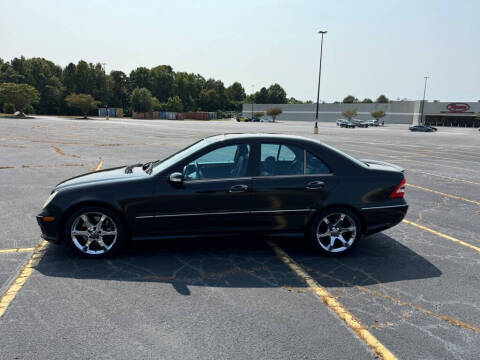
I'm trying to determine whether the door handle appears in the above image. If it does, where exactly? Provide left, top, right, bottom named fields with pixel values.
left=306, top=180, right=325, bottom=190
left=229, top=184, right=248, bottom=193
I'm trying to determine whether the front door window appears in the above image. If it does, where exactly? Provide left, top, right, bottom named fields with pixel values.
left=183, top=144, right=251, bottom=180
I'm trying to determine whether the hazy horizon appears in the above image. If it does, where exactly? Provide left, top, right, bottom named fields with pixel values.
left=1, top=0, right=478, bottom=102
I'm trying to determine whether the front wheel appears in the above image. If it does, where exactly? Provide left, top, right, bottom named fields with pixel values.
left=309, top=208, right=361, bottom=256
left=65, top=206, right=126, bottom=258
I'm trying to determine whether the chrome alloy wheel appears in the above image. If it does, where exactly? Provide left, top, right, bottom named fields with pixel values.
left=70, top=212, right=117, bottom=255
left=316, top=212, right=357, bottom=253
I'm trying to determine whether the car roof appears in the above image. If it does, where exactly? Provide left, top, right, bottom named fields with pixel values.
left=203, top=133, right=323, bottom=145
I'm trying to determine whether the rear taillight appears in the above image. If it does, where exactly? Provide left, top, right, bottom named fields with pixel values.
left=389, top=177, right=406, bottom=199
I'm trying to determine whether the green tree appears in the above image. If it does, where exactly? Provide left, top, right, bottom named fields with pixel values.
left=342, top=95, right=358, bottom=103
left=65, top=93, right=100, bottom=119
left=254, top=87, right=269, bottom=103
left=267, top=83, right=287, bottom=103
left=361, top=98, right=373, bottom=103
left=152, top=97, right=165, bottom=111
left=341, top=109, right=357, bottom=120
left=371, top=110, right=386, bottom=121
left=253, top=111, right=265, bottom=118
left=226, top=82, right=246, bottom=102
left=0, top=83, right=40, bottom=116
left=199, top=88, right=221, bottom=111
left=109, top=70, right=129, bottom=109
left=266, top=107, right=282, bottom=122
left=288, top=97, right=303, bottom=104
left=165, top=96, right=183, bottom=112
left=130, top=87, right=153, bottom=113
left=376, top=94, right=389, bottom=103
left=150, top=65, right=175, bottom=102
left=129, top=67, right=152, bottom=91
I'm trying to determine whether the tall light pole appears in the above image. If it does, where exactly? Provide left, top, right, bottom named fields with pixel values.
left=101, top=62, right=109, bottom=120
left=420, top=76, right=429, bottom=125
left=251, top=84, right=254, bottom=119
left=314, top=30, right=327, bottom=134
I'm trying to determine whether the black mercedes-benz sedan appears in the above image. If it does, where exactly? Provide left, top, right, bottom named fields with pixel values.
left=37, top=134, right=408, bottom=258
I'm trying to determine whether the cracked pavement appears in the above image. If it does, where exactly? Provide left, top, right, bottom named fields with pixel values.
left=1, top=116, right=479, bottom=359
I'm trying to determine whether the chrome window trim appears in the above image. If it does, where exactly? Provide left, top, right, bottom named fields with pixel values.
left=183, top=176, right=252, bottom=184
left=361, top=204, right=408, bottom=210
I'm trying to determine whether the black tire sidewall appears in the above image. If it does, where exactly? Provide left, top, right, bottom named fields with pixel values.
left=309, top=207, right=362, bottom=256
left=64, top=206, right=126, bottom=258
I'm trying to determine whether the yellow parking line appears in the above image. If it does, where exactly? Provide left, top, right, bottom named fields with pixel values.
left=0, top=247, right=35, bottom=254
left=0, top=240, right=50, bottom=318
left=406, top=184, right=480, bottom=206
left=406, top=169, right=480, bottom=186
left=402, top=220, right=480, bottom=254
left=91, top=157, right=103, bottom=172
left=266, top=240, right=397, bottom=360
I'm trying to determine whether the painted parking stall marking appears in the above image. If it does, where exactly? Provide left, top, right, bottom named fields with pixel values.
left=266, top=239, right=397, bottom=360
left=0, top=240, right=50, bottom=318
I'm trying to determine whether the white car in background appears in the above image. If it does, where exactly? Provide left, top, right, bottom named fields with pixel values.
left=365, top=119, right=379, bottom=126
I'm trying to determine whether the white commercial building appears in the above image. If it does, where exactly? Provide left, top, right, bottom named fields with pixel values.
left=243, top=101, right=480, bottom=127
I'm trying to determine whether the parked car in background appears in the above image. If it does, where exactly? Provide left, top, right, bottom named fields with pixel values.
left=352, top=119, right=369, bottom=128
left=337, top=119, right=355, bottom=128
left=365, top=119, right=379, bottom=127
left=260, top=118, right=273, bottom=123
left=37, top=134, right=408, bottom=258
left=409, top=125, right=437, bottom=132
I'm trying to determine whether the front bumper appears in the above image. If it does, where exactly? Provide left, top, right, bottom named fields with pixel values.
left=360, top=204, right=408, bottom=235
left=36, top=213, right=61, bottom=243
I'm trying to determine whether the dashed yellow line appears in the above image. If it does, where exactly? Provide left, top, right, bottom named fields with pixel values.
left=0, top=247, right=35, bottom=254
left=0, top=240, right=50, bottom=318
left=91, top=157, right=103, bottom=172
left=266, top=240, right=397, bottom=360
left=407, top=184, right=480, bottom=206
left=402, top=220, right=480, bottom=254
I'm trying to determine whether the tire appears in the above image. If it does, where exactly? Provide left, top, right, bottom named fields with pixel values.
left=64, top=206, right=126, bottom=258
left=308, top=207, right=362, bottom=256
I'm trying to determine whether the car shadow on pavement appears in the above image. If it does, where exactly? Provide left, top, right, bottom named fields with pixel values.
left=35, top=233, right=441, bottom=295
left=274, top=232, right=442, bottom=288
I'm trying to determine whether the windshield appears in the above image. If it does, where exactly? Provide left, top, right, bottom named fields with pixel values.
left=151, top=139, right=208, bottom=174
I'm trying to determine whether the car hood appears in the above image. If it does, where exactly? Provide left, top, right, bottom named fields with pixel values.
left=55, top=166, right=149, bottom=191
left=361, top=159, right=404, bottom=173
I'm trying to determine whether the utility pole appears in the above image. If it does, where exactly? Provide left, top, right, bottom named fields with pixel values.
left=101, top=62, right=109, bottom=120
left=251, top=84, right=254, bottom=120
left=314, top=30, right=327, bottom=134
left=420, top=76, right=429, bottom=125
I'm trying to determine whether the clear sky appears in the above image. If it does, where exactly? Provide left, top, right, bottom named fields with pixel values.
left=1, top=0, right=478, bottom=102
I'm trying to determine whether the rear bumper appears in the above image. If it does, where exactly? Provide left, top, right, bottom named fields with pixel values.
left=360, top=204, right=408, bottom=235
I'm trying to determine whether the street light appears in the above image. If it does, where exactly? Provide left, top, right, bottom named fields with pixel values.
left=314, top=30, right=327, bottom=134
left=101, top=62, right=109, bottom=120
left=251, top=84, right=254, bottom=120
left=420, top=76, right=429, bottom=125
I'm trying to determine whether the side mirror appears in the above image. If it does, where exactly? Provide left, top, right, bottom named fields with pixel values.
left=168, top=172, right=184, bottom=184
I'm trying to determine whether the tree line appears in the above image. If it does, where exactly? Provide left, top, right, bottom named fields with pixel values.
left=0, top=56, right=303, bottom=116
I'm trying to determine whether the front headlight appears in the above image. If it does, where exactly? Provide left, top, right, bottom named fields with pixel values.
left=43, top=191, right=58, bottom=209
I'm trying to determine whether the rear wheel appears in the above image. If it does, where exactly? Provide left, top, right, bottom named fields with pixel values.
left=65, top=206, right=126, bottom=258
left=309, top=208, right=361, bottom=256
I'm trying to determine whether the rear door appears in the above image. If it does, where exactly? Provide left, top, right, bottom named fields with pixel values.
left=250, top=141, right=338, bottom=232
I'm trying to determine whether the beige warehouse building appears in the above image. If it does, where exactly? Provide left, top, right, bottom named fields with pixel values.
left=243, top=101, right=480, bottom=127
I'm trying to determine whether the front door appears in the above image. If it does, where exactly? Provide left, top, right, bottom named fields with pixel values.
left=154, top=143, right=254, bottom=236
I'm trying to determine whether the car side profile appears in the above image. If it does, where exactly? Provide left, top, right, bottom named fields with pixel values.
left=37, top=134, right=408, bottom=258
left=409, top=125, right=437, bottom=132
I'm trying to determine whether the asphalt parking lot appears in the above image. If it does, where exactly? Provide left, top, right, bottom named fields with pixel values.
left=1, top=116, right=479, bottom=359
